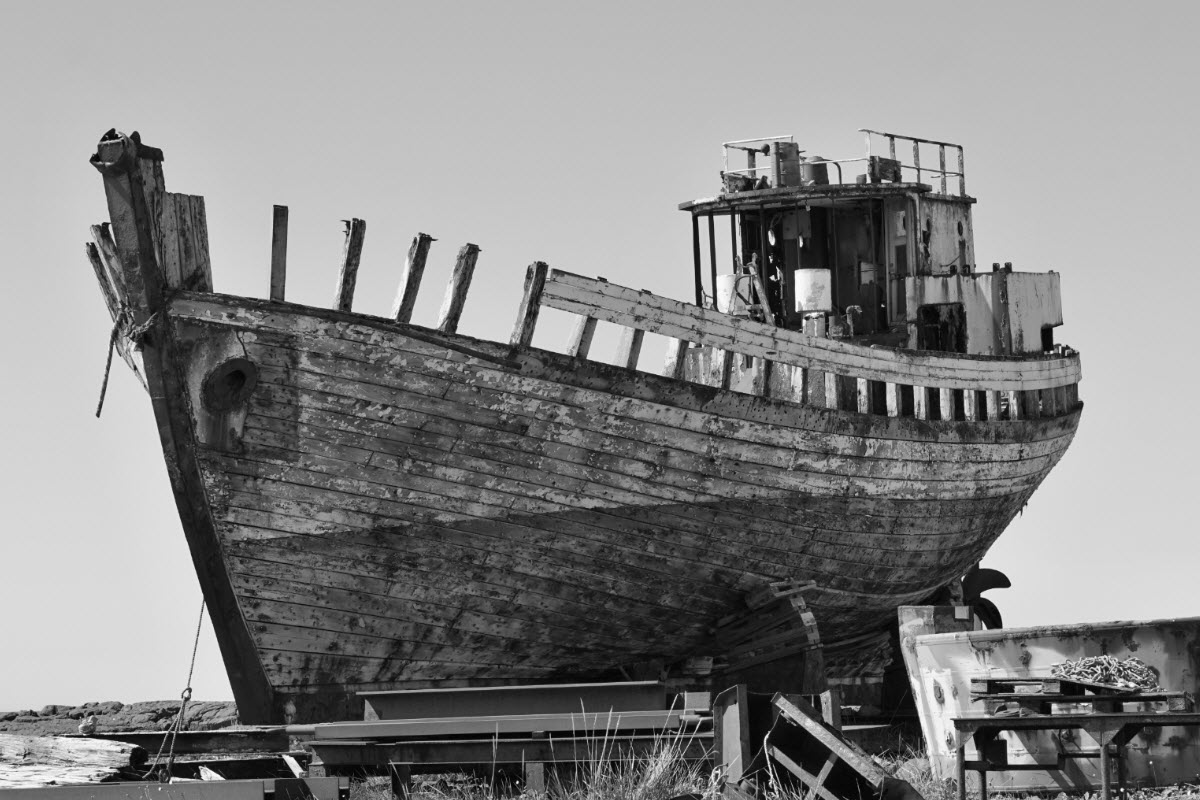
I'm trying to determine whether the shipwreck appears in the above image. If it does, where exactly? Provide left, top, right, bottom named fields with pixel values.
left=86, top=128, right=1082, bottom=723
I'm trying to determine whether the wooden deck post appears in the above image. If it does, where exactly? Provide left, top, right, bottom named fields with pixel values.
left=269, top=205, right=288, bottom=302
left=985, top=390, right=1000, bottom=421
left=914, top=386, right=929, bottom=420
left=857, top=378, right=871, bottom=414
left=567, top=316, right=598, bottom=359
left=663, top=338, right=689, bottom=380
left=438, top=243, right=482, bottom=334
left=1006, top=390, right=1022, bottom=420
left=940, top=388, right=955, bottom=421
left=391, top=233, right=435, bottom=323
left=964, top=389, right=980, bottom=421
left=615, top=327, right=645, bottom=370
left=885, top=382, right=902, bottom=417
left=824, top=373, right=842, bottom=410
left=334, top=218, right=366, bottom=312
left=509, top=260, right=547, bottom=346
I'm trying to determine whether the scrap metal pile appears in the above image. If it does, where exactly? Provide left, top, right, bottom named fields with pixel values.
left=1051, top=655, right=1161, bottom=691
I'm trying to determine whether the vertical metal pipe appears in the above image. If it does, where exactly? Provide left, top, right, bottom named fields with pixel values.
left=939, top=146, right=947, bottom=194
left=958, top=146, right=966, bottom=195
left=729, top=214, right=738, bottom=270
left=707, top=214, right=718, bottom=310
left=913, top=141, right=921, bottom=185
left=691, top=212, right=703, bottom=306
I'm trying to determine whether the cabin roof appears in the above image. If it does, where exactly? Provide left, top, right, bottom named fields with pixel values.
left=680, top=182, right=977, bottom=214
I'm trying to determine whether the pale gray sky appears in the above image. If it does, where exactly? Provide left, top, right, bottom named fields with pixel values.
left=1, top=1, right=1196, bottom=710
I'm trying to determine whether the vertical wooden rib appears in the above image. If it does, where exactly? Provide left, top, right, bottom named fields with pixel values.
left=885, top=383, right=901, bottom=418
left=939, top=388, right=954, bottom=421
left=1006, top=390, right=1022, bottom=420
left=824, top=373, right=842, bottom=411
left=86, top=242, right=119, bottom=314
left=663, top=338, right=689, bottom=380
left=567, top=316, right=598, bottom=359
left=509, top=261, right=548, bottom=347
left=438, top=244, right=482, bottom=334
left=856, top=378, right=871, bottom=414
left=964, top=390, right=980, bottom=421
left=90, top=224, right=127, bottom=299
left=270, top=205, right=289, bottom=302
left=392, top=233, right=435, bottom=323
left=913, top=386, right=929, bottom=420
left=334, top=218, right=367, bottom=312
left=985, top=391, right=1000, bottom=421
left=615, top=328, right=645, bottom=370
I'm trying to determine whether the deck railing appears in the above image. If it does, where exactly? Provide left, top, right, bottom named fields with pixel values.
left=512, top=265, right=1081, bottom=423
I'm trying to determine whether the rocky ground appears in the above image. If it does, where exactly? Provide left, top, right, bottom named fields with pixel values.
left=0, top=700, right=239, bottom=736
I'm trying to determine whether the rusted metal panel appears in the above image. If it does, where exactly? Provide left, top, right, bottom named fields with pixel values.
left=360, top=681, right=666, bottom=720
left=904, top=616, right=1200, bottom=791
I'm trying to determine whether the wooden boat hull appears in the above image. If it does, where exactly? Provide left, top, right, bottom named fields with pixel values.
left=164, top=294, right=1078, bottom=722
left=85, top=130, right=1083, bottom=723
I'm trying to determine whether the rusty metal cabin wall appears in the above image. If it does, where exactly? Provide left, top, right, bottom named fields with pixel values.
left=905, top=617, right=1200, bottom=791
left=904, top=272, right=1063, bottom=356
left=1005, top=272, right=1063, bottom=354
left=905, top=274, right=1003, bottom=355
left=917, top=197, right=974, bottom=276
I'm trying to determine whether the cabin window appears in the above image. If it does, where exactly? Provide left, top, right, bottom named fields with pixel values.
left=915, top=303, right=967, bottom=354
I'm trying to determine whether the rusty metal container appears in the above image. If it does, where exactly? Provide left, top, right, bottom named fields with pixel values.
left=901, top=613, right=1200, bottom=792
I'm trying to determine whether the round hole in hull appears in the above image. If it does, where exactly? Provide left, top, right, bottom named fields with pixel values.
left=202, top=357, right=258, bottom=411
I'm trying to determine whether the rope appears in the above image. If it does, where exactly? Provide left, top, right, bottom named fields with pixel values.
left=142, top=599, right=206, bottom=782
left=95, top=312, right=126, bottom=418
left=94, top=307, right=160, bottom=419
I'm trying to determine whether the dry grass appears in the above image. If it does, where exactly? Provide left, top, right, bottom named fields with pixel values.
left=347, top=740, right=1200, bottom=800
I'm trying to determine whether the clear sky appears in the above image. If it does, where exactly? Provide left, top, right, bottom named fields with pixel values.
left=1, top=2, right=1196, bottom=711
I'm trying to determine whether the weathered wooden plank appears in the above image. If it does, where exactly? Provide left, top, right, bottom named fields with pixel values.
left=171, top=293, right=1081, bottom=451
left=824, top=372, right=842, bottom=410
left=160, top=192, right=212, bottom=292
left=615, top=327, right=645, bottom=370
left=538, top=270, right=1081, bottom=390
left=940, top=388, right=955, bottom=421
left=390, top=233, right=435, bottom=323
left=856, top=379, right=871, bottom=414
left=269, top=205, right=288, bottom=302
left=232, top=320, right=1076, bottom=470
left=985, top=390, right=1000, bottom=421
left=1007, top=390, right=1022, bottom=420
left=963, top=390, right=980, bottom=421
left=885, top=383, right=901, bottom=418
left=218, top=431, right=1041, bottom=599
left=509, top=261, right=548, bottom=347
left=217, top=453, right=995, bottom=602
left=437, top=243, right=481, bottom=333
left=567, top=316, right=599, bottom=359
left=0, top=734, right=146, bottom=788
left=913, top=387, right=929, bottom=420
left=333, top=218, right=366, bottom=312
left=90, top=223, right=128, bottom=302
